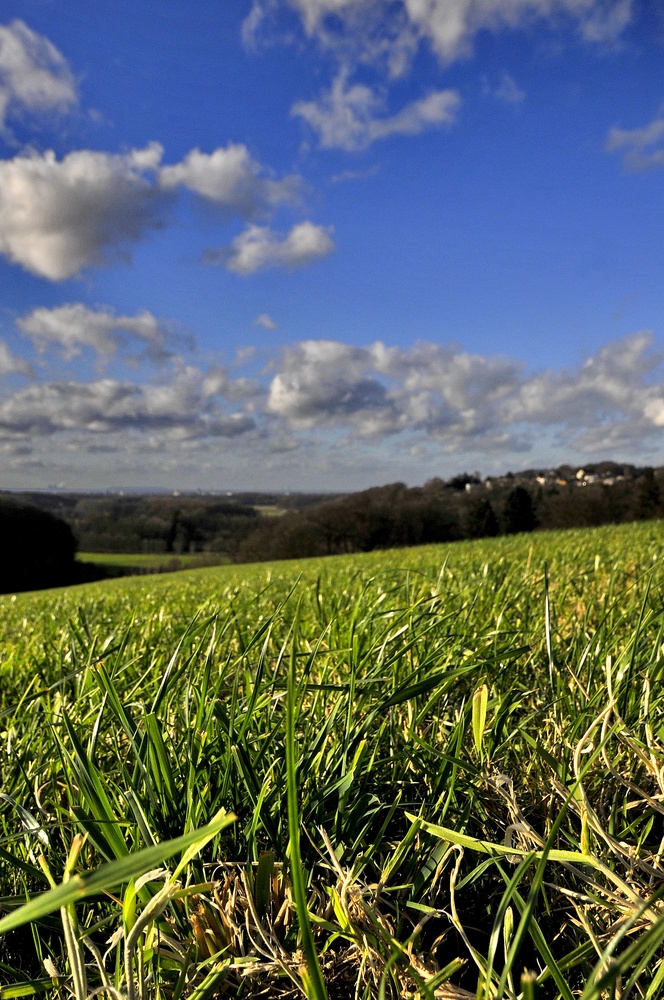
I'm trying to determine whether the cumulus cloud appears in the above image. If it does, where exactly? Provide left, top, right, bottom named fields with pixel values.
left=0, top=365, right=257, bottom=440
left=292, top=71, right=459, bottom=149
left=219, top=221, right=335, bottom=275
left=267, top=331, right=664, bottom=455
left=606, top=112, right=664, bottom=171
left=158, top=144, right=301, bottom=216
left=267, top=338, right=523, bottom=446
left=268, top=340, right=391, bottom=428
left=0, top=143, right=165, bottom=280
left=3, top=328, right=663, bottom=478
left=18, top=303, right=172, bottom=363
left=0, top=20, right=77, bottom=130
left=245, top=0, right=633, bottom=71
left=0, top=141, right=311, bottom=280
left=507, top=332, right=662, bottom=429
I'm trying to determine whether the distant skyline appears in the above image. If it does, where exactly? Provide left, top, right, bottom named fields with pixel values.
left=0, top=0, right=663, bottom=490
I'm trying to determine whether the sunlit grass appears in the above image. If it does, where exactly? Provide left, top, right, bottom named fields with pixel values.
left=0, top=520, right=664, bottom=997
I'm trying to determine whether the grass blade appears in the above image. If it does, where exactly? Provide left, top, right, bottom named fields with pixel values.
left=0, top=809, right=235, bottom=935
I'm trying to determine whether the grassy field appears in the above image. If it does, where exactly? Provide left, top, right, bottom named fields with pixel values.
left=1, top=521, right=664, bottom=998
left=77, top=551, right=230, bottom=575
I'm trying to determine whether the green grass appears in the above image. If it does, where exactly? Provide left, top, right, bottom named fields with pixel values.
left=1, top=521, right=664, bottom=997
left=252, top=504, right=286, bottom=517
left=77, top=551, right=230, bottom=573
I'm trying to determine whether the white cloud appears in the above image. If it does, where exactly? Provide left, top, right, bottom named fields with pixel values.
left=507, top=331, right=662, bottom=427
left=254, top=313, right=279, bottom=329
left=268, top=340, right=386, bottom=427
left=267, top=338, right=524, bottom=446
left=0, top=143, right=165, bottom=280
left=409, top=0, right=634, bottom=55
left=292, top=70, right=459, bottom=149
left=0, top=339, right=31, bottom=377
left=402, top=0, right=632, bottom=62
left=0, top=141, right=311, bottom=280
left=3, top=328, right=663, bottom=481
left=0, top=20, right=77, bottom=130
left=201, top=366, right=260, bottom=401
left=0, top=365, right=256, bottom=440
left=158, top=144, right=300, bottom=216
left=17, top=304, right=172, bottom=363
left=606, top=112, right=664, bottom=171
left=222, top=221, right=335, bottom=275
left=246, top=0, right=633, bottom=70
left=267, top=332, right=664, bottom=455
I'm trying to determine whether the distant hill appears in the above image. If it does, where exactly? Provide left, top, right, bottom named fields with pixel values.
left=234, top=462, right=663, bottom=563
left=0, top=491, right=344, bottom=559
left=2, top=460, right=661, bottom=570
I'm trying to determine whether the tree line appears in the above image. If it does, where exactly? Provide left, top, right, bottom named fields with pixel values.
left=7, top=491, right=336, bottom=555
left=232, top=466, right=664, bottom=563
left=1, top=463, right=662, bottom=591
left=0, top=494, right=262, bottom=593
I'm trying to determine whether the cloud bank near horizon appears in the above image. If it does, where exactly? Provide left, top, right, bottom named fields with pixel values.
left=1, top=310, right=663, bottom=484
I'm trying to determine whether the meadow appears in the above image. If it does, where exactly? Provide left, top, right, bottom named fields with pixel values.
left=76, top=552, right=230, bottom=577
left=0, top=521, right=664, bottom=998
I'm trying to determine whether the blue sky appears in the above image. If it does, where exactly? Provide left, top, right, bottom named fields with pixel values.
left=0, top=0, right=663, bottom=490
